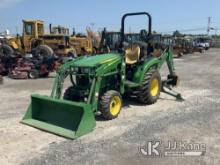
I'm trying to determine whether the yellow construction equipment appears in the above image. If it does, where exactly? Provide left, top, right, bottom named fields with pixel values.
left=69, top=34, right=93, bottom=55
left=0, top=20, right=75, bottom=57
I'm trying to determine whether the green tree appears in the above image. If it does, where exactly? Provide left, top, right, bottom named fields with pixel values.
left=173, top=30, right=183, bottom=37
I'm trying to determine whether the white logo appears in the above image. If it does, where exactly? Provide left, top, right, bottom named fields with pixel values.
left=140, top=141, right=161, bottom=157
left=140, top=140, right=206, bottom=157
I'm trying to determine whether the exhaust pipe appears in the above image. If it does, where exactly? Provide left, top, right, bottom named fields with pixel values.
left=49, top=24, right=52, bottom=34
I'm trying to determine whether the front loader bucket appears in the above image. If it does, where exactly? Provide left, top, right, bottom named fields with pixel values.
left=21, top=94, right=96, bottom=139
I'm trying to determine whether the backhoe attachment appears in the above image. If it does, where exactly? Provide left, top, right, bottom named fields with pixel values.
left=162, top=75, right=184, bottom=101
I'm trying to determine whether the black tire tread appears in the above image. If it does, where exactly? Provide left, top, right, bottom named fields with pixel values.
left=63, top=86, right=76, bottom=101
left=28, top=69, right=39, bottom=79
left=99, top=90, right=122, bottom=120
left=0, top=44, right=14, bottom=57
left=35, top=45, right=54, bottom=58
left=134, top=69, right=161, bottom=104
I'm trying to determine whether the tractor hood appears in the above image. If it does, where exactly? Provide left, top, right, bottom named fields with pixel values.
left=73, top=53, right=122, bottom=68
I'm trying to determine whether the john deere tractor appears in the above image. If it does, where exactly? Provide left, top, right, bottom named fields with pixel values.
left=21, top=12, right=183, bottom=139
left=0, top=20, right=75, bottom=58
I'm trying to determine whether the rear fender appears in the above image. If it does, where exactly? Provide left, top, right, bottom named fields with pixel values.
left=132, top=57, right=159, bottom=84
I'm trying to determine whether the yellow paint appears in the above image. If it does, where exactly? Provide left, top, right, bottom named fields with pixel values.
left=109, top=96, right=122, bottom=116
left=11, top=41, right=19, bottom=49
left=150, top=78, right=159, bottom=97
left=100, top=59, right=115, bottom=64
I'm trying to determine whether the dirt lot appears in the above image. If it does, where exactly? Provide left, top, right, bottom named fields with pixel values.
left=0, top=49, right=220, bottom=165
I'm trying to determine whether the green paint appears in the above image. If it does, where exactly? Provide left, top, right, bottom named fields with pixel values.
left=21, top=94, right=96, bottom=139
left=21, top=12, right=183, bottom=139
left=72, top=53, right=121, bottom=67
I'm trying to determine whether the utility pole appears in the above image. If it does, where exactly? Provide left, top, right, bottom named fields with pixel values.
left=207, top=17, right=211, bottom=35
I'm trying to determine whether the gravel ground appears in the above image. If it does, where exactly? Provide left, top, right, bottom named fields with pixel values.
left=0, top=49, right=220, bottom=165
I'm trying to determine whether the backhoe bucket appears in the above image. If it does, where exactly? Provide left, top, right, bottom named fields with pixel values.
left=21, top=94, right=96, bottom=139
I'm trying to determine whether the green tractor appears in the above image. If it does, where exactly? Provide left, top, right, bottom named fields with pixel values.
left=21, top=12, right=183, bottom=139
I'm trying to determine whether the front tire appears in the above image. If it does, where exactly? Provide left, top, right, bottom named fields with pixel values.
left=134, top=69, right=161, bottom=104
left=63, top=86, right=84, bottom=102
left=99, top=90, right=122, bottom=120
left=64, top=86, right=76, bottom=101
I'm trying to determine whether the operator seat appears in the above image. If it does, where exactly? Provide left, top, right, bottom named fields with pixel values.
left=125, top=45, right=141, bottom=65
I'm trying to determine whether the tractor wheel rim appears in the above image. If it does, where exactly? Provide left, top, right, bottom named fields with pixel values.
left=110, top=96, right=122, bottom=116
left=29, top=72, right=35, bottom=79
left=150, top=78, right=159, bottom=97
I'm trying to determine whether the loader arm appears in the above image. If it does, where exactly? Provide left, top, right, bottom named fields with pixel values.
left=51, top=61, right=73, bottom=99
left=22, top=59, right=97, bottom=139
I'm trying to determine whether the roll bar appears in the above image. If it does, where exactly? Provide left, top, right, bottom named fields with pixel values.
left=121, top=12, right=152, bottom=44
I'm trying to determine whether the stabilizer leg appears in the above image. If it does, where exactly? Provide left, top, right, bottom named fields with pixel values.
left=161, top=81, right=184, bottom=101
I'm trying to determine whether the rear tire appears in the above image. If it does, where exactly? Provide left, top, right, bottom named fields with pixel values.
left=28, top=69, right=39, bottom=79
left=99, top=90, right=122, bottom=120
left=67, top=51, right=77, bottom=58
left=0, top=44, right=14, bottom=57
left=133, top=69, right=161, bottom=104
left=34, top=45, right=54, bottom=58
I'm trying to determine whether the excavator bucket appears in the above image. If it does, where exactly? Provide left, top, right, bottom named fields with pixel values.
left=21, top=94, right=96, bottom=139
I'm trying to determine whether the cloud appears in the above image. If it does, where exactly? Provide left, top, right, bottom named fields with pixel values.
left=0, top=0, right=24, bottom=8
